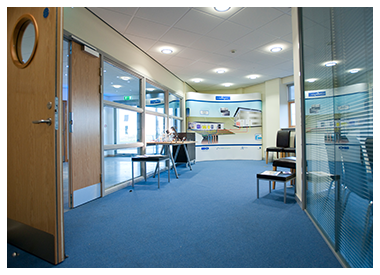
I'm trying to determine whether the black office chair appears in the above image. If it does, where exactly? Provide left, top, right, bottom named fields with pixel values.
left=284, top=135, right=296, bottom=156
left=266, top=130, right=291, bottom=164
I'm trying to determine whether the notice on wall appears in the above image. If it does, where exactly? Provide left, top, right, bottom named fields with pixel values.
left=186, top=92, right=262, bottom=161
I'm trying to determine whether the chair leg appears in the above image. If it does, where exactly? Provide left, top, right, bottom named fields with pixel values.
left=266, top=151, right=269, bottom=164
left=157, top=161, right=160, bottom=189
left=272, top=166, right=277, bottom=189
left=132, top=161, right=134, bottom=188
left=167, top=158, right=170, bottom=183
left=290, top=168, right=295, bottom=185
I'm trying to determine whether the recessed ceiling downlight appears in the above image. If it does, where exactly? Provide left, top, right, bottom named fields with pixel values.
left=161, top=48, right=173, bottom=54
left=325, top=61, right=337, bottom=67
left=306, top=78, right=317, bottom=83
left=223, top=83, right=232, bottom=87
left=112, top=85, right=122, bottom=88
left=193, top=79, right=202, bottom=83
left=349, top=69, right=360, bottom=74
left=214, top=7, right=231, bottom=12
left=248, top=75, right=258, bottom=80
left=270, top=46, right=283, bottom=53
left=216, top=69, right=226, bottom=74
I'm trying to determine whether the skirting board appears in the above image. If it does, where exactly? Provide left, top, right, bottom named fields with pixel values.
left=73, top=183, right=101, bottom=208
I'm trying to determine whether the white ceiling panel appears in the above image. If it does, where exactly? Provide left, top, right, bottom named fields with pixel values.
left=89, top=8, right=132, bottom=32
left=189, top=35, right=229, bottom=52
left=228, top=7, right=284, bottom=30
left=164, top=56, right=195, bottom=67
left=256, top=14, right=292, bottom=38
left=174, top=9, right=224, bottom=35
left=134, top=7, right=190, bottom=26
left=124, top=34, right=157, bottom=52
left=175, top=47, right=209, bottom=61
left=97, top=7, right=138, bottom=17
left=160, top=28, right=202, bottom=47
left=234, top=30, right=278, bottom=51
left=193, top=7, right=244, bottom=19
left=125, top=17, right=170, bottom=40
left=87, top=7, right=294, bottom=91
left=207, top=20, right=252, bottom=43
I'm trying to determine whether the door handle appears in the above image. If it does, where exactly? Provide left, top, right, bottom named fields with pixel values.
left=32, top=118, right=52, bottom=126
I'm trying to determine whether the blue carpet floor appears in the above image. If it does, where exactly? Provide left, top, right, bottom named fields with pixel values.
left=7, top=160, right=342, bottom=268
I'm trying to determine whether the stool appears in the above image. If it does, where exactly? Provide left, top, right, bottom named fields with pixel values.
left=132, top=155, right=170, bottom=188
left=272, top=156, right=296, bottom=189
left=257, top=171, right=296, bottom=203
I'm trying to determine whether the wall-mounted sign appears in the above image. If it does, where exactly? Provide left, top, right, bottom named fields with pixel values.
left=215, top=96, right=231, bottom=100
left=308, top=91, right=326, bottom=97
left=124, top=96, right=132, bottom=100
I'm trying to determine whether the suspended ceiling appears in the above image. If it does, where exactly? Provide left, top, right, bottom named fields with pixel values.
left=87, top=7, right=294, bottom=92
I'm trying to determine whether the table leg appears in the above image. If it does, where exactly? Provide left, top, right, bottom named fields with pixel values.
left=257, top=178, right=259, bottom=198
left=168, top=145, right=178, bottom=178
left=183, top=144, right=192, bottom=170
left=284, top=182, right=287, bottom=203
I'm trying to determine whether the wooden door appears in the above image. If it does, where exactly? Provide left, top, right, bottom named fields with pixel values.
left=69, top=41, right=101, bottom=207
left=7, top=7, right=64, bottom=264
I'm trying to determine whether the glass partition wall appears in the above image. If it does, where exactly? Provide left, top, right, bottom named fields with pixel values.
left=103, top=59, right=182, bottom=191
left=300, top=7, right=373, bottom=267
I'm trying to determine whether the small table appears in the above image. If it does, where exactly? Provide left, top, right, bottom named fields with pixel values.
left=147, top=141, right=196, bottom=178
left=257, top=171, right=296, bottom=203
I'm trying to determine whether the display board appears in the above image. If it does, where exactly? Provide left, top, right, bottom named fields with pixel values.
left=186, top=92, right=262, bottom=161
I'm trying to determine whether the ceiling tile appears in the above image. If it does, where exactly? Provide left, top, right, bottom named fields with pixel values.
left=125, top=17, right=170, bottom=40
left=92, top=7, right=138, bottom=17
left=135, top=7, right=190, bottom=26
left=164, top=56, right=195, bottom=67
left=160, top=28, right=202, bottom=47
left=256, top=14, right=292, bottom=38
left=193, top=7, right=244, bottom=19
left=174, top=9, right=224, bottom=35
left=124, top=34, right=157, bottom=52
left=176, top=47, right=209, bottom=61
left=207, top=20, right=252, bottom=43
left=199, top=52, right=231, bottom=65
left=228, top=7, right=284, bottom=30
left=233, top=30, right=278, bottom=51
left=189, top=36, right=229, bottom=52
left=88, top=8, right=132, bottom=33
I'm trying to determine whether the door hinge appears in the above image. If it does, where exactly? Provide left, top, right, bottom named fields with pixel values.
left=100, top=173, right=102, bottom=183
left=100, top=67, right=103, bottom=77
left=70, top=194, right=73, bottom=207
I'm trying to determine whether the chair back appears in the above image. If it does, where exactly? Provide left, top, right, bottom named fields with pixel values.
left=276, top=130, right=291, bottom=148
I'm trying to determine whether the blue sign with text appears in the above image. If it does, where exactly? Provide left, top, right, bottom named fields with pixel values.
left=215, top=96, right=231, bottom=100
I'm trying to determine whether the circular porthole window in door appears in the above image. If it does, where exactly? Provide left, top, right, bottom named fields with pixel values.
left=10, top=14, right=39, bottom=69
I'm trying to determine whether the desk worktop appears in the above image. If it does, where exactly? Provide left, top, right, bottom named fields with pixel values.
left=147, top=141, right=197, bottom=145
